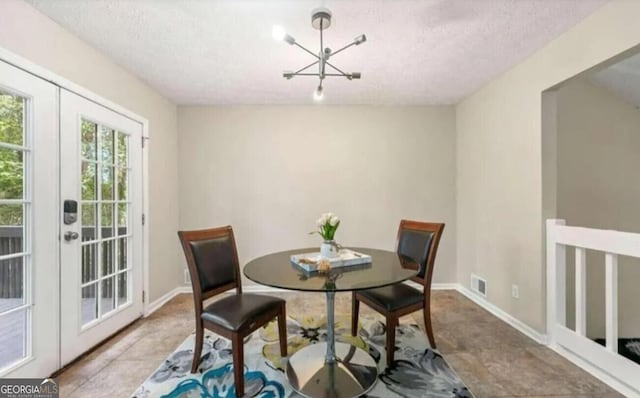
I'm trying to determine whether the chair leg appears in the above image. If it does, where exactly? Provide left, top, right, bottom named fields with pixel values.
left=351, top=292, right=359, bottom=336
left=232, top=333, right=244, bottom=398
left=386, top=316, right=396, bottom=367
left=424, top=305, right=436, bottom=349
left=278, top=305, right=288, bottom=357
left=191, top=320, right=203, bottom=373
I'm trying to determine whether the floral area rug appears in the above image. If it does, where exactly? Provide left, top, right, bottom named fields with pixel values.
left=132, top=315, right=473, bottom=398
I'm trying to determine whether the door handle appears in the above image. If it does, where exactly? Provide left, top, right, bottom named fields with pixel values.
left=64, top=231, right=79, bottom=241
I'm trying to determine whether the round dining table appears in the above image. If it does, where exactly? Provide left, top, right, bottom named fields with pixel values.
left=243, top=247, right=419, bottom=398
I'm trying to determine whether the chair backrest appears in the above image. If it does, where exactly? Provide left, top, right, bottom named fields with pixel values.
left=177, top=226, right=242, bottom=306
left=395, top=220, right=445, bottom=288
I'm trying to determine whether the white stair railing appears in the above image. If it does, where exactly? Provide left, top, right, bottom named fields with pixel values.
left=546, top=219, right=640, bottom=396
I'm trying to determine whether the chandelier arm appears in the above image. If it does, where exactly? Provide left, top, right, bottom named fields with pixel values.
left=325, top=61, right=349, bottom=77
left=293, top=42, right=320, bottom=59
left=329, top=41, right=357, bottom=58
left=294, top=60, right=320, bottom=75
left=290, top=73, right=351, bottom=77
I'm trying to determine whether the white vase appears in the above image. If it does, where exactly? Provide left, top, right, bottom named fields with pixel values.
left=320, top=240, right=339, bottom=259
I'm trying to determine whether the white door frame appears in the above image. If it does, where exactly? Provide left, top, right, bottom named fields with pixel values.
left=0, top=47, right=152, bottom=320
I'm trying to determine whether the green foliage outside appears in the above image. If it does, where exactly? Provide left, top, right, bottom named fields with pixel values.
left=0, top=93, right=24, bottom=225
left=81, top=121, right=129, bottom=229
left=0, top=93, right=129, bottom=228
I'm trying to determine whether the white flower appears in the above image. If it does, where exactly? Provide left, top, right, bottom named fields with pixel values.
left=316, top=212, right=339, bottom=227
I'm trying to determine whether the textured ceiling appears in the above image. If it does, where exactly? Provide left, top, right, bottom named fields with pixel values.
left=27, top=0, right=608, bottom=105
left=591, top=52, right=640, bottom=108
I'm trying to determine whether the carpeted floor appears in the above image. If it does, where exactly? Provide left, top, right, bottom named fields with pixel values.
left=133, top=314, right=472, bottom=398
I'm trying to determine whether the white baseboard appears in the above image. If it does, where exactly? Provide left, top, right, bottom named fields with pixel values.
left=455, top=285, right=548, bottom=345
left=411, top=281, right=549, bottom=345
left=432, top=283, right=458, bottom=290
left=154, top=283, right=548, bottom=345
left=144, top=286, right=191, bottom=316
left=422, top=282, right=461, bottom=290
left=549, top=344, right=639, bottom=397
left=165, top=282, right=547, bottom=344
left=242, top=285, right=289, bottom=293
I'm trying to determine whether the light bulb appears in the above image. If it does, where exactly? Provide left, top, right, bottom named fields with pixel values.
left=313, top=86, right=324, bottom=101
left=272, top=25, right=295, bottom=44
left=272, top=25, right=286, bottom=41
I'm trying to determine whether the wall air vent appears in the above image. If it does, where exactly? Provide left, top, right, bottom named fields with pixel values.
left=471, top=274, right=487, bottom=297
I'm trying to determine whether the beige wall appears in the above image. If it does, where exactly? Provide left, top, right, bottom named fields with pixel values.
left=177, top=106, right=457, bottom=285
left=0, top=0, right=181, bottom=302
left=456, top=1, right=640, bottom=333
left=4, top=0, right=640, bottom=333
left=557, top=79, right=640, bottom=338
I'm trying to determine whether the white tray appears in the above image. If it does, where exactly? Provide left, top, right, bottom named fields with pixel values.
left=290, top=249, right=372, bottom=272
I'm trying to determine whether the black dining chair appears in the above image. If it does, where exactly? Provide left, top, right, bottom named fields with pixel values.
left=351, top=220, right=444, bottom=366
left=177, top=226, right=288, bottom=398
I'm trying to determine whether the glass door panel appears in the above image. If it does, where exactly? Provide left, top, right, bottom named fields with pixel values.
left=0, top=91, right=33, bottom=371
left=60, top=89, right=142, bottom=365
left=0, top=60, right=58, bottom=378
left=78, top=119, right=133, bottom=326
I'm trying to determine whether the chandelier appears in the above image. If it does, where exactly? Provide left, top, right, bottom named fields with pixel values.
left=272, top=7, right=366, bottom=100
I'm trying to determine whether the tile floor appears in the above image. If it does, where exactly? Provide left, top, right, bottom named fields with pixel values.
left=57, top=290, right=623, bottom=398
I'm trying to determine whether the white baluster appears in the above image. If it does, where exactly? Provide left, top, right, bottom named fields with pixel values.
left=605, top=252, right=618, bottom=353
left=575, top=247, right=586, bottom=336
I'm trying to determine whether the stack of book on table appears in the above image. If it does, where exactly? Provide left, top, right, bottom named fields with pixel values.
left=290, top=249, right=372, bottom=272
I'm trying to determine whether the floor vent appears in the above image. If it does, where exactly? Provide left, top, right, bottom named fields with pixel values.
left=471, top=274, right=487, bottom=297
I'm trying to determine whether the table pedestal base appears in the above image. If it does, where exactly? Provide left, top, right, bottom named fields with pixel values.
left=286, top=342, right=378, bottom=398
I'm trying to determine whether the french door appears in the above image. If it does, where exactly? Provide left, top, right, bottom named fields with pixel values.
left=0, top=60, right=58, bottom=377
left=59, top=90, right=143, bottom=365
left=0, top=60, right=145, bottom=376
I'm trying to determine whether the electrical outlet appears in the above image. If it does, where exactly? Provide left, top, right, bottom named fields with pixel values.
left=184, top=269, right=191, bottom=285
left=512, top=284, right=519, bottom=299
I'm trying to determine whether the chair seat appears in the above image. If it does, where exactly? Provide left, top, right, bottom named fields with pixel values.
left=201, top=294, right=284, bottom=332
left=357, top=283, right=423, bottom=312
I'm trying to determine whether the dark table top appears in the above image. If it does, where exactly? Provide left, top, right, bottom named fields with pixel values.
left=243, top=247, right=419, bottom=292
